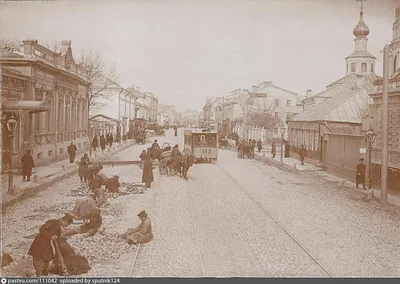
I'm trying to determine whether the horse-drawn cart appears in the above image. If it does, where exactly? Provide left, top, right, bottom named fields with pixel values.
left=159, top=143, right=173, bottom=175
left=238, top=142, right=255, bottom=159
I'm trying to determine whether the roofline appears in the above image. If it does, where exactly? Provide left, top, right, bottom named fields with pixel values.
left=344, top=55, right=377, bottom=59
left=289, top=119, right=361, bottom=125
left=0, top=58, right=90, bottom=86
left=269, top=84, right=298, bottom=95
left=2, top=67, right=31, bottom=80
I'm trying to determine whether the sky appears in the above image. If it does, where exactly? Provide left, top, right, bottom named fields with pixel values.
left=0, top=0, right=395, bottom=112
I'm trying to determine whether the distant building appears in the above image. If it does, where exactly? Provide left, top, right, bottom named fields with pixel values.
left=1, top=40, right=90, bottom=168
left=157, top=104, right=180, bottom=126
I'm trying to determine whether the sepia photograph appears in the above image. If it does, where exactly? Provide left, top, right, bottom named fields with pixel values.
left=0, top=0, right=399, bottom=278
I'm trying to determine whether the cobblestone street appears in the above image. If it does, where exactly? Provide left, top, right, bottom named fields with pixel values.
left=2, top=130, right=400, bottom=277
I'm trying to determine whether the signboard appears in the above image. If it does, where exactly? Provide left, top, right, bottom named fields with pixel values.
left=359, top=148, right=367, bottom=154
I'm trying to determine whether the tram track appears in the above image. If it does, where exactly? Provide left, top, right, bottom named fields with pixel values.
left=184, top=175, right=205, bottom=276
left=213, top=163, right=332, bottom=277
left=128, top=171, right=163, bottom=277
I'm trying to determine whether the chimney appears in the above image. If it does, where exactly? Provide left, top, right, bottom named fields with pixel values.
left=22, top=40, right=37, bottom=58
left=356, top=75, right=364, bottom=89
left=267, top=81, right=272, bottom=86
left=306, top=89, right=312, bottom=97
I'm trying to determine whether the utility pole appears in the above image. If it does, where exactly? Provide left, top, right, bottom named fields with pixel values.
left=381, top=44, right=390, bottom=203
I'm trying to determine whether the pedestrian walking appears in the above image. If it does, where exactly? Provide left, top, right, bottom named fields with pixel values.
left=299, top=144, right=306, bottom=165
left=174, top=126, right=178, bottom=137
left=67, top=142, right=77, bottom=164
left=284, top=141, right=291, bottom=158
left=100, top=135, right=106, bottom=153
left=21, top=149, right=35, bottom=182
left=257, top=139, right=262, bottom=153
left=92, top=136, right=98, bottom=152
left=78, top=154, right=91, bottom=183
left=119, top=210, right=153, bottom=245
left=142, top=156, right=154, bottom=188
left=27, top=213, right=74, bottom=277
left=271, top=141, right=276, bottom=158
left=356, top=158, right=366, bottom=190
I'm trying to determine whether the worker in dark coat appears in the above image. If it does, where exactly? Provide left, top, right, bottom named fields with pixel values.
left=299, top=144, right=306, bottom=165
left=271, top=141, right=276, bottom=158
left=21, top=149, right=35, bottom=182
left=142, top=157, right=154, bottom=188
left=356, top=158, right=366, bottom=190
left=67, top=142, right=77, bottom=163
left=28, top=214, right=74, bottom=277
left=92, top=136, right=98, bottom=151
left=105, top=175, right=120, bottom=193
left=78, top=154, right=90, bottom=183
left=171, top=145, right=181, bottom=173
left=174, top=126, right=178, bottom=136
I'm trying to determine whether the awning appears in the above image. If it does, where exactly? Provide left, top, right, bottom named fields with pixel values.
left=2, top=100, right=50, bottom=113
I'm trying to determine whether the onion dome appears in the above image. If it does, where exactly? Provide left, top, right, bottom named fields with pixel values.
left=353, top=11, right=370, bottom=37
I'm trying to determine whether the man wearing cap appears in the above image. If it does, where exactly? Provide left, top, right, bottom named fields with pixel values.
left=120, top=210, right=153, bottom=245
left=105, top=175, right=120, bottom=193
left=356, top=158, right=366, bottom=190
left=28, top=213, right=74, bottom=276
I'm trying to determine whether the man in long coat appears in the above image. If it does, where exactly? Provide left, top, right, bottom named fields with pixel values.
left=356, top=158, right=366, bottom=190
left=142, top=157, right=154, bottom=188
left=21, top=149, right=35, bottom=182
left=28, top=213, right=74, bottom=276
left=271, top=141, right=276, bottom=158
left=99, top=135, right=106, bottom=153
left=120, top=210, right=153, bottom=245
left=92, top=136, right=98, bottom=151
left=299, top=145, right=306, bottom=165
left=284, top=141, right=291, bottom=158
left=67, top=142, right=77, bottom=163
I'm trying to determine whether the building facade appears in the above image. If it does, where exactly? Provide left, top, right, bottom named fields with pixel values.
left=289, top=3, right=380, bottom=164
left=368, top=4, right=400, bottom=192
left=1, top=40, right=90, bottom=167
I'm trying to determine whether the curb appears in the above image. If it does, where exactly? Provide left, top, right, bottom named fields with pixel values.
left=2, top=142, right=136, bottom=212
left=254, top=154, right=300, bottom=174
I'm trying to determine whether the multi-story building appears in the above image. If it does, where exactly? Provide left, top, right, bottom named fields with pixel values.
left=157, top=104, right=180, bottom=127
left=1, top=40, right=90, bottom=167
left=369, top=3, right=400, bottom=192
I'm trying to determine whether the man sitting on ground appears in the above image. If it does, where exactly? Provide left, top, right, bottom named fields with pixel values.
left=119, top=210, right=153, bottom=245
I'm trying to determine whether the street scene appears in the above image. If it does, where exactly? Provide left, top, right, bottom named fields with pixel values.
left=1, top=0, right=400, bottom=278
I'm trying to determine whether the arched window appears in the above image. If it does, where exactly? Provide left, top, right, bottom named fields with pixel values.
left=394, top=55, right=397, bottom=73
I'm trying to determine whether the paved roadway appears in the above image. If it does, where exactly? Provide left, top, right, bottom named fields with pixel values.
left=2, top=128, right=400, bottom=277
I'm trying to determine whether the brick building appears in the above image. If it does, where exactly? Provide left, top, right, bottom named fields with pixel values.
left=1, top=40, right=90, bottom=168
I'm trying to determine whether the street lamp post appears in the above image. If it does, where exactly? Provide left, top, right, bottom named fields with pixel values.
left=7, top=114, right=18, bottom=194
left=280, top=124, right=286, bottom=162
left=365, top=126, right=377, bottom=194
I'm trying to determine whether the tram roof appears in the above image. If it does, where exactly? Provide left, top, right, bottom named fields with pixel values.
left=184, top=129, right=218, bottom=134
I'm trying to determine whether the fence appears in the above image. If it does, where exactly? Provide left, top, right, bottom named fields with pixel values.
left=324, top=133, right=364, bottom=182
left=232, top=125, right=272, bottom=144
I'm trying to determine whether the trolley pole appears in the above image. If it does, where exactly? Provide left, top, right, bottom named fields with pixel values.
left=380, top=44, right=390, bottom=203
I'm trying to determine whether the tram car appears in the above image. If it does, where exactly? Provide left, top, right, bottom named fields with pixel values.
left=184, top=129, right=218, bottom=162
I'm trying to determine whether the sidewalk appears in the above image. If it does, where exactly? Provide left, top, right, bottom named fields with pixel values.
left=251, top=146, right=400, bottom=207
left=1, top=140, right=136, bottom=208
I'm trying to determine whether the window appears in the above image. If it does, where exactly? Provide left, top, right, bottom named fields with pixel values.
left=371, top=63, right=374, bottom=73
left=48, top=150, right=53, bottom=157
left=347, top=64, right=349, bottom=73
left=273, top=128, right=278, bottom=134
left=351, top=63, right=356, bottom=72
left=275, top=99, right=280, bottom=107
left=286, top=100, right=291, bottom=107
left=274, top=112, right=279, bottom=118
left=37, top=152, right=43, bottom=160
left=362, top=63, right=367, bottom=72
left=59, top=148, right=64, bottom=154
